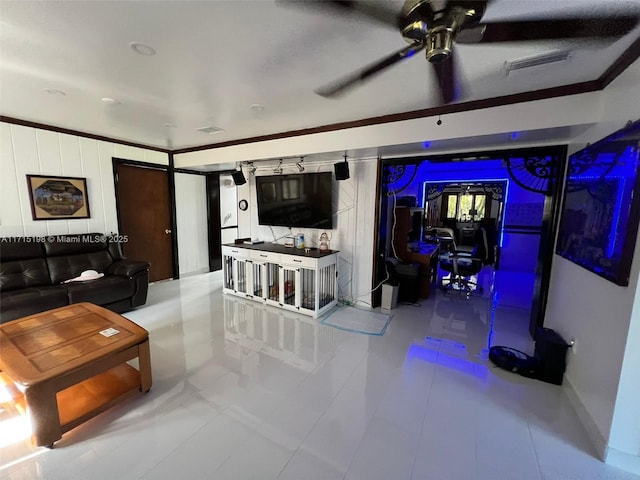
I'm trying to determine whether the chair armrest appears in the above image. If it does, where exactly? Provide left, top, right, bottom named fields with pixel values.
left=108, top=260, right=150, bottom=277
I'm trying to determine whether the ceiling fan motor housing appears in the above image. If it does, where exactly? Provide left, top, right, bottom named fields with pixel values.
left=401, top=2, right=485, bottom=63
left=426, top=25, right=454, bottom=62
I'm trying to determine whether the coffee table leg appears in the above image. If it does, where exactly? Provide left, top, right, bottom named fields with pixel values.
left=138, top=339, right=152, bottom=393
left=25, top=383, right=62, bottom=447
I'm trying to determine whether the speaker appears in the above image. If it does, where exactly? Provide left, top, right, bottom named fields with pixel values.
left=534, top=327, right=569, bottom=385
left=231, top=171, right=246, bottom=186
left=334, top=161, right=350, bottom=180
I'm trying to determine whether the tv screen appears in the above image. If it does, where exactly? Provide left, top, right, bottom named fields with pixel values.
left=555, top=119, right=640, bottom=286
left=256, top=172, right=333, bottom=229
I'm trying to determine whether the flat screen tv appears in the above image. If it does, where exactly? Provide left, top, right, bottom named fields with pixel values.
left=256, top=172, right=333, bottom=229
left=556, top=119, right=640, bottom=286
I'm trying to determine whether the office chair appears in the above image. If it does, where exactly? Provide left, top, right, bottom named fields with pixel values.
left=439, top=227, right=489, bottom=297
left=432, top=227, right=457, bottom=254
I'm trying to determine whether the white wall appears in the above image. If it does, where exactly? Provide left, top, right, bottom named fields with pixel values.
left=544, top=58, right=640, bottom=471
left=175, top=172, right=209, bottom=276
left=0, top=122, right=168, bottom=237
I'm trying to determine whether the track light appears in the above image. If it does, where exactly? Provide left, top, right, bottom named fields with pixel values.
left=296, top=157, right=305, bottom=172
left=274, top=158, right=283, bottom=174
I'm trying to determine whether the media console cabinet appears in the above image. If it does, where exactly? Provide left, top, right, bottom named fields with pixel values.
left=222, top=244, right=338, bottom=317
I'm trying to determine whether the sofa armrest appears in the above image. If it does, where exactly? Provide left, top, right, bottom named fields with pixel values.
left=108, top=260, right=150, bottom=277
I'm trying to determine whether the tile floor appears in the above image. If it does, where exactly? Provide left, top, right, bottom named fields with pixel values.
left=1, top=267, right=638, bottom=480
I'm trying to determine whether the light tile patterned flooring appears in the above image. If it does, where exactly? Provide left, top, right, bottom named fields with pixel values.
left=1, top=267, right=637, bottom=479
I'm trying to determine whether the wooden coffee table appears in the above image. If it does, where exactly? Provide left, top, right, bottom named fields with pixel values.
left=0, top=302, right=151, bottom=447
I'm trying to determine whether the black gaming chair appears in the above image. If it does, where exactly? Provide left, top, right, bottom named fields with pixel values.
left=439, top=227, right=489, bottom=296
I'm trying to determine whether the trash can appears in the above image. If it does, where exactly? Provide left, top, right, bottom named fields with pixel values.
left=381, top=283, right=399, bottom=311
left=535, top=327, right=569, bottom=385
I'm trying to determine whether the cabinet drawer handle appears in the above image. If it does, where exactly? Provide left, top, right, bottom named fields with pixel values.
left=293, top=259, right=302, bottom=263
left=260, top=254, right=268, bottom=258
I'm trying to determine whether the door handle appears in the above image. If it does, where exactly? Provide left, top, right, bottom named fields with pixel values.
left=165, top=229, right=172, bottom=234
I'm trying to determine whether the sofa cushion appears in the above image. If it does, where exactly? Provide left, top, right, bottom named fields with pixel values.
left=43, top=233, right=108, bottom=256
left=0, top=258, right=51, bottom=291
left=47, top=251, right=114, bottom=285
left=0, top=286, right=69, bottom=323
left=62, top=276, right=134, bottom=305
left=0, top=240, right=45, bottom=261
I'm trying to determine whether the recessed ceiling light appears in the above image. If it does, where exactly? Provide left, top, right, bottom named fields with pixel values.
left=129, top=42, right=156, bottom=56
left=101, top=97, right=120, bottom=105
left=250, top=104, right=265, bottom=112
left=44, top=88, right=66, bottom=96
left=197, top=125, right=225, bottom=135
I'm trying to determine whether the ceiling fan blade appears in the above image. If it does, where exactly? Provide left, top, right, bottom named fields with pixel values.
left=315, top=43, right=426, bottom=98
left=431, top=46, right=462, bottom=104
left=277, top=0, right=402, bottom=29
left=457, top=16, right=639, bottom=43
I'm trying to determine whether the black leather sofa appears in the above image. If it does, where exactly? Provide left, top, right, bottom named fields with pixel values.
left=0, top=233, right=150, bottom=323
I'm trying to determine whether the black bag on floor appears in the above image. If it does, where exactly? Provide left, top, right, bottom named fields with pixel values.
left=489, top=346, right=538, bottom=378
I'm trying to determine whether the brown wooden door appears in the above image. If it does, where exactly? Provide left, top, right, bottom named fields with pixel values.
left=115, top=163, right=174, bottom=282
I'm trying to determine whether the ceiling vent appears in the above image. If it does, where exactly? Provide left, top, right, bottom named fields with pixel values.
left=504, top=50, right=572, bottom=75
left=197, top=125, right=225, bottom=135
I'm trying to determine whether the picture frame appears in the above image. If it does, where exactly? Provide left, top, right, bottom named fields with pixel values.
left=555, top=119, right=640, bottom=286
left=26, top=175, right=91, bottom=220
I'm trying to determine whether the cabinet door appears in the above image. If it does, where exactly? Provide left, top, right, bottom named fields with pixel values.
left=233, top=258, right=251, bottom=295
left=300, top=267, right=316, bottom=311
left=265, top=262, right=280, bottom=303
left=280, top=265, right=299, bottom=309
left=223, top=254, right=234, bottom=290
left=252, top=261, right=265, bottom=299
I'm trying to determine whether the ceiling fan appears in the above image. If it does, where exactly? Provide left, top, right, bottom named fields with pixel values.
left=288, top=0, right=639, bottom=103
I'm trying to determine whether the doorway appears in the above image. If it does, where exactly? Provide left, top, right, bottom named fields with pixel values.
left=374, top=146, right=566, bottom=337
left=114, top=160, right=175, bottom=282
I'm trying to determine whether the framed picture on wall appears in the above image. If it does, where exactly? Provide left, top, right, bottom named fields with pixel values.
left=26, top=175, right=91, bottom=220
left=555, top=119, right=640, bottom=286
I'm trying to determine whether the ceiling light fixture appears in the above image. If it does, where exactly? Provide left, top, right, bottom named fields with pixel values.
left=296, top=157, right=305, bottom=172
left=101, top=97, right=120, bottom=105
left=250, top=104, right=265, bottom=113
left=196, top=125, right=225, bottom=135
left=129, top=42, right=156, bottom=56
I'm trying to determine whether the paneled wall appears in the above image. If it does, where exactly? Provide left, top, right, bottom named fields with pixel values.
left=175, top=172, right=209, bottom=276
left=0, top=122, right=167, bottom=237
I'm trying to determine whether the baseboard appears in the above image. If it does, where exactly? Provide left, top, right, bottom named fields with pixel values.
left=606, top=448, right=640, bottom=475
left=563, top=377, right=609, bottom=461
left=180, top=267, right=211, bottom=278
